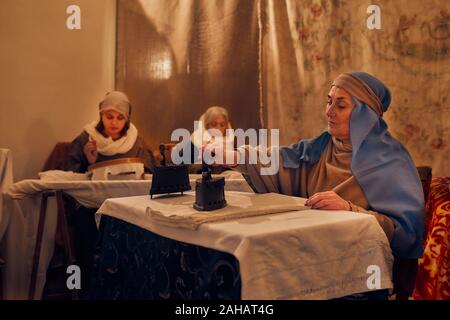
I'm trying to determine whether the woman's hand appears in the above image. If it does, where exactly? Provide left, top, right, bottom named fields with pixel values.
left=305, top=191, right=351, bottom=211
left=83, top=140, right=98, bottom=165
left=201, top=141, right=238, bottom=166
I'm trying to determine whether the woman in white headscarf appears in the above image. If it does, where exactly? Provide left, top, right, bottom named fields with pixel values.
left=191, top=106, right=235, bottom=150
left=65, top=91, right=155, bottom=298
left=66, top=91, right=154, bottom=173
left=188, top=106, right=235, bottom=174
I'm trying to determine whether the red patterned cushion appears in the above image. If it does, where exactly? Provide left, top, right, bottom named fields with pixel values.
left=413, top=177, right=450, bottom=300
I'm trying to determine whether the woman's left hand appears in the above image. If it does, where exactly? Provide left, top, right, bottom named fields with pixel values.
left=305, top=191, right=351, bottom=211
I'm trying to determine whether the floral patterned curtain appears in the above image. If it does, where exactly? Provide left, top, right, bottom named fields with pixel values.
left=262, top=0, right=450, bottom=176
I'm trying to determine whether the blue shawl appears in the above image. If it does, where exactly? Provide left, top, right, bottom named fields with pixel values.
left=281, top=72, right=424, bottom=259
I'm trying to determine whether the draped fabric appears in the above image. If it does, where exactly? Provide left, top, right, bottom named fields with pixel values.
left=116, top=0, right=261, bottom=151
left=117, top=0, right=449, bottom=177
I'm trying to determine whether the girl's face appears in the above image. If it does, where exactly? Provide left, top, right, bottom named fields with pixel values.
left=326, top=86, right=355, bottom=141
left=101, top=110, right=127, bottom=140
left=206, top=115, right=228, bottom=136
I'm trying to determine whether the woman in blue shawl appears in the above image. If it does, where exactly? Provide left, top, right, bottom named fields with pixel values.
left=212, top=71, right=424, bottom=260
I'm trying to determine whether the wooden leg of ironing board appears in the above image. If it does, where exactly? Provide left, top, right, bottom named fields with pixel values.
left=55, top=191, right=78, bottom=300
left=28, top=192, right=52, bottom=300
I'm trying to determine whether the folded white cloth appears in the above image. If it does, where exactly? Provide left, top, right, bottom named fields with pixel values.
left=38, top=170, right=89, bottom=181
left=148, top=192, right=308, bottom=229
left=89, top=163, right=145, bottom=181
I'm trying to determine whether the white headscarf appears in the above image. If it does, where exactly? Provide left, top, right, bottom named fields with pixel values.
left=191, top=106, right=234, bottom=150
left=83, top=121, right=138, bottom=156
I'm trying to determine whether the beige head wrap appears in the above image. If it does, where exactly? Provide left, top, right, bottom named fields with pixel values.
left=332, top=73, right=384, bottom=117
left=99, top=91, right=131, bottom=120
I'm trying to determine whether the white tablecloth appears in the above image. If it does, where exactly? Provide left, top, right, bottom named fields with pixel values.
left=0, top=149, right=13, bottom=242
left=97, top=192, right=394, bottom=300
left=7, top=170, right=253, bottom=207
left=0, top=171, right=252, bottom=300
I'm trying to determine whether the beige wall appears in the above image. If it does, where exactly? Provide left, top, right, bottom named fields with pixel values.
left=0, top=0, right=116, bottom=181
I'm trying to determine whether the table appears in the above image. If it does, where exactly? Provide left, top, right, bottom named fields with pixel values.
left=92, top=215, right=242, bottom=299
left=1, top=171, right=252, bottom=299
left=94, top=191, right=394, bottom=300
left=7, top=170, right=253, bottom=208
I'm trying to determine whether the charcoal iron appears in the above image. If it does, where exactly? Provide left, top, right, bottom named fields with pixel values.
left=150, top=144, right=191, bottom=198
left=193, top=160, right=227, bottom=211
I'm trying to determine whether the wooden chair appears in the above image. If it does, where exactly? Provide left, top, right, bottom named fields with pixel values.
left=392, top=166, right=432, bottom=300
